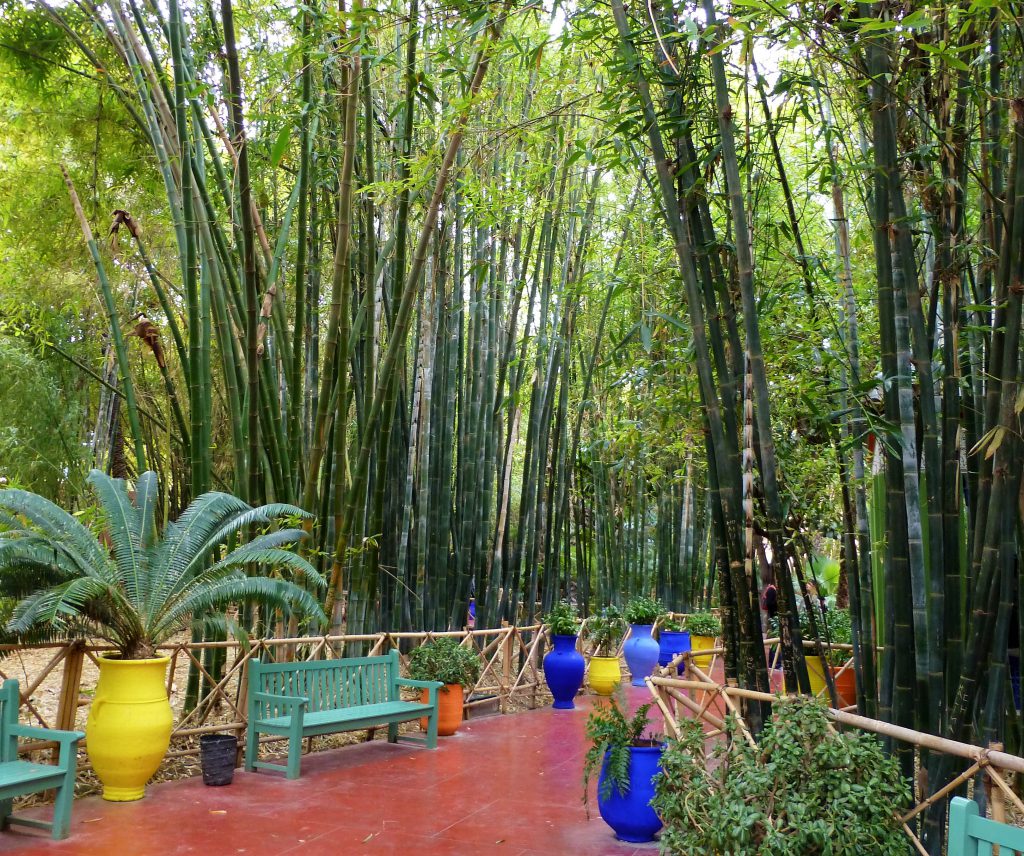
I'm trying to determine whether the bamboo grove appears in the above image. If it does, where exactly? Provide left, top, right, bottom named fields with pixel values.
left=1, top=0, right=1023, bottom=847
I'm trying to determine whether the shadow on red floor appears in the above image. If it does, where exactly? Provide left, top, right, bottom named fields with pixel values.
left=0, top=684, right=691, bottom=856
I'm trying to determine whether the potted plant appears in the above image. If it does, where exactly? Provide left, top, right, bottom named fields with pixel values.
left=656, top=616, right=690, bottom=675
left=583, top=692, right=663, bottom=843
left=822, top=608, right=855, bottom=707
left=0, top=470, right=325, bottom=801
left=653, top=698, right=910, bottom=854
left=583, top=606, right=626, bottom=696
left=684, top=612, right=721, bottom=672
left=622, top=595, right=663, bottom=686
left=542, top=601, right=584, bottom=709
left=408, top=637, right=481, bottom=736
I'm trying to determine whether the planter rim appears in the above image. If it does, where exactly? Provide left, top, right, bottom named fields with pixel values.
left=603, top=743, right=666, bottom=757
left=551, top=632, right=579, bottom=640
left=97, top=653, right=171, bottom=666
left=588, top=654, right=620, bottom=661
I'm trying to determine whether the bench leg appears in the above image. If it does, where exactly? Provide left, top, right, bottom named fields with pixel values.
left=50, top=766, right=75, bottom=840
left=0, top=798, right=11, bottom=832
left=286, top=721, right=303, bottom=780
left=387, top=722, right=399, bottom=744
left=426, top=706, right=438, bottom=750
left=244, top=725, right=258, bottom=773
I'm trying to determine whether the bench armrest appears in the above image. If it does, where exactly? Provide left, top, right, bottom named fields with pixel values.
left=9, top=724, right=84, bottom=746
left=252, top=691, right=309, bottom=709
left=397, top=678, right=444, bottom=706
left=396, top=678, right=444, bottom=690
left=9, top=724, right=84, bottom=769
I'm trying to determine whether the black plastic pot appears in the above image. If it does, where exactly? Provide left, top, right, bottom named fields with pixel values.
left=199, top=733, right=237, bottom=786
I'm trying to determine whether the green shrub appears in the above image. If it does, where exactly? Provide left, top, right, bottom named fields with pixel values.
left=624, top=595, right=664, bottom=625
left=408, top=637, right=481, bottom=688
left=543, top=601, right=581, bottom=636
left=584, top=605, right=626, bottom=656
left=685, top=612, right=722, bottom=637
left=659, top=616, right=685, bottom=633
left=654, top=698, right=911, bottom=855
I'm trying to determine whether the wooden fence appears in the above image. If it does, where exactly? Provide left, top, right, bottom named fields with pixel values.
left=0, top=623, right=546, bottom=780
left=646, top=646, right=1024, bottom=855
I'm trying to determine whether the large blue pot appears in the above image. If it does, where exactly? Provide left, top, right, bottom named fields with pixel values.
left=543, top=634, right=585, bottom=709
left=623, top=624, right=660, bottom=687
left=597, top=744, right=664, bottom=843
left=657, top=629, right=691, bottom=674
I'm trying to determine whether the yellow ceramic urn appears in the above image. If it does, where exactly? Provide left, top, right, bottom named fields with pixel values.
left=689, top=634, right=718, bottom=671
left=587, top=656, right=622, bottom=696
left=86, top=655, right=173, bottom=801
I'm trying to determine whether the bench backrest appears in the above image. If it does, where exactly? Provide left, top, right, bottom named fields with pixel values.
left=249, top=650, right=400, bottom=714
left=0, top=680, right=16, bottom=763
left=949, top=797, right=1024, bottom=856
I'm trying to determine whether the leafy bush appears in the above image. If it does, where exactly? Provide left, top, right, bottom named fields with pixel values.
left=659, top=616, right=685, bottom=633
left=583, top=692, right=657, bottom=807
left=543, top=600, right=581, bottom=636
left=624, top=594, right=664, bottom=625
left=654, top=698, right=911, bottom=855
left=407, top=637, right=481, bottom=688
left=584, top=605, right=626, bottom=656
left=685, top=612, right=722, bottom=637
left=822, top=608, right=852, bottom=666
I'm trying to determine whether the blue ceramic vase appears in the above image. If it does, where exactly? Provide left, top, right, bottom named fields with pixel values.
left=657, top=629, right=691, bottom=675
left=543, top=634, right=585, bottom=709
left=623, top=624, right=659, bottom=687
left=597, top=744, right=664, bottom=843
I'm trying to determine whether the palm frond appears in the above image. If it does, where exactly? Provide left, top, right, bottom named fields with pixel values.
left=205, top=545, right=324, bottom=588
left=0, top=489, right=109, bottom=574
left=133, top=471, right=160, bottom=551
left=87, top=470, right=146, bottom=608
left=0, top=535, right=78, bottom=596
left=150, top=575, right=325, bottom=644
left=8, top=577, right=122, bottom=636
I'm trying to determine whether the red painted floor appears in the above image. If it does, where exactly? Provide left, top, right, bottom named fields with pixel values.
left=0, top=685, right=680, bottom=856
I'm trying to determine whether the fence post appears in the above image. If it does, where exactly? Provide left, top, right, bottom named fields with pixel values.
left=55, top=642, right=85, bottom=734
left=501, top=622, right=512, bottom=713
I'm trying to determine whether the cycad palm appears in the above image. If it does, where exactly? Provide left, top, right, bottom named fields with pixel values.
left=0, top=470, right=325, bottom=659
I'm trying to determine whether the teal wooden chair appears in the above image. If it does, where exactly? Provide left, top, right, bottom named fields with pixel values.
left=948, top=796, right=1024, bottom=856
left=0, top=679, right=84, bottom=840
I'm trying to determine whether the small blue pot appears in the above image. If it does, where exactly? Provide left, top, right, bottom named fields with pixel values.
left=657, top=630, right=691, bottom=674
left=597, top=744, right=664, bottom=843
left=623, top=624, right=660, bottom=687
left=543, top=634, right=585, bottom=709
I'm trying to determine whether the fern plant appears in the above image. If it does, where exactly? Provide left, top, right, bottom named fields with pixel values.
left=583, top=691, right=657, bottom=808
left=0, top=470, right=326, bottom=659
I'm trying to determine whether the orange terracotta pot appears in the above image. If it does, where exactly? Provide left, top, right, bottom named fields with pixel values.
left=830, top=665, right=856, bottom=709
left=420, top=684, right=464, bottom=736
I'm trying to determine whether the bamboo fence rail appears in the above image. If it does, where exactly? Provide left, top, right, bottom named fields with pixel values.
left=646, top=650, right=1024, bottom=854
left=0, top=623, right=545, bottom=780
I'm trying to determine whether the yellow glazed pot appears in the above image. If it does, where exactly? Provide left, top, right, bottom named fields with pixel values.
left=805, top=655, right=828, bottom=699
left=86, top=655, right=173, bottom=801
left=588, top=656, right=622, bottom=696
left=690, top=635, right=718, bottom=672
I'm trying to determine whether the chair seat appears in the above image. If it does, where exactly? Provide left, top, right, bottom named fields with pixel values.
left=256, top=700, right=431, bottom=733
left=0, top=761, right=65, bottom=797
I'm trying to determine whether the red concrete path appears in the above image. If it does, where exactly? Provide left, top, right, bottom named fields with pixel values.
left=0, top=686, right=668, bottom=856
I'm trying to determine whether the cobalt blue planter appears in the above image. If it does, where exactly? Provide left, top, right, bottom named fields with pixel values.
left=623, top=624, right=659, bottom=687
left=597, top=744, right=664, bottom=843
left=657, top=630, right=691, bottom=675
left=543, top=634, right=585, bottom=710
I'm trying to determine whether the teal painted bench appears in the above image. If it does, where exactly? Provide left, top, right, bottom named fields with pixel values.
left=949, top=796, right=1024, bottom=855
left=244, top=650, right=442, bottom=779
left=0, top=679, right=83, bottom=840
